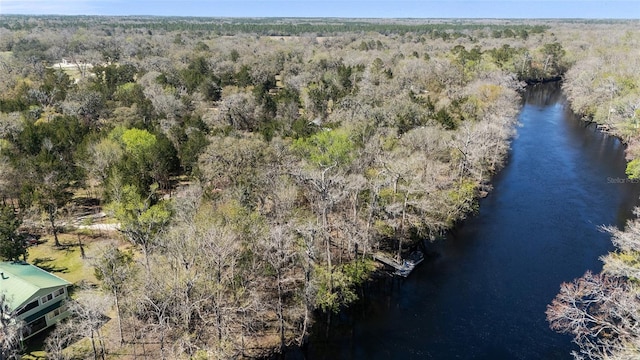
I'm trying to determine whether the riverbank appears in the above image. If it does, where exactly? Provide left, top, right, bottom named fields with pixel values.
left=544, top=28, right=640, bottom=357
left=283, top=82, right=640, bottom=360
left=3, top=17, right=609, bottom=359
left=559, top=27, right=640, bottom=178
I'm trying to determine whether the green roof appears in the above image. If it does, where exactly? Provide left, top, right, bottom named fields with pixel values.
left=0, top=261, right=71, bottom=311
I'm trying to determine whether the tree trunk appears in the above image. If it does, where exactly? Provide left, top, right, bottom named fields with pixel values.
left=137, top=240, right=151, bottom=275
left=326, top=235, right=333, bottom=295
left=78, top=234, right=86, bottom=259
left=298, top=303, right=309, bottom=346
left=97, top=329, right=106, bottom=360
left=48, top=208, right=61, bottom=247
left=298, top=252, right=312, bottom=346
left=133, top=327, right=137, bottom=359
left=277, top=272, right=285, bottom=352
left=114, top=289, right=124, bottom=345
left=160, top=324, right=166, bottom=360
left=90, top=329, right=98, bottom=360
left=216, top=259, right=223, bottom=342
left=397, top=194, right=408, bottom=262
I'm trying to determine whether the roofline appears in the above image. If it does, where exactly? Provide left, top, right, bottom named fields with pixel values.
left=0, top=261, right=72, bottom=286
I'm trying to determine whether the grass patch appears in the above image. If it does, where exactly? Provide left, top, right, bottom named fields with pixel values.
left=27, top=233, right=97, bottom=285
left=20, top=230, right=125, bottom=358
left=20, top=351, right=46, bottom=360
left=62, top=68, right=82, bottom=78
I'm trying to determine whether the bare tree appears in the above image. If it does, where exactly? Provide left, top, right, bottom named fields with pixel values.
left=0, top=293, right=27, bottom=360
left=259, top=224, right=304, bottom=352
left=64, top=291, right=111, bottom=360
left=94, top=244, right=137, bottom=345
left=546, top=271, right=640, bottom=360
left=44, top=320, right=75, bottom=360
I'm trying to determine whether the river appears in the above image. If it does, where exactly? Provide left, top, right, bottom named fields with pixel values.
left=287, top=83, right=640, bottom=359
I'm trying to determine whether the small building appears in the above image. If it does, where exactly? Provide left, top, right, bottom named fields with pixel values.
left=0, top=261, right=71, bottom=340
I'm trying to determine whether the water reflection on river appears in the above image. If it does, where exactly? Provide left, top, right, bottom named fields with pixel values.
left=287, top=83, right=640, bottom=360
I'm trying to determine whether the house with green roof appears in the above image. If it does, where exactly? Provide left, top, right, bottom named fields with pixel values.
left=0, top=261, right=71, bottom=339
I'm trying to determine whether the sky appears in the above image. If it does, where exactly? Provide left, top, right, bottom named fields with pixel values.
left=1, top=0, right=639, bottom=19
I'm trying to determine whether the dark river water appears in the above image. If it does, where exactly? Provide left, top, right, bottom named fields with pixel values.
left=287, top=83, right=640, bottom=359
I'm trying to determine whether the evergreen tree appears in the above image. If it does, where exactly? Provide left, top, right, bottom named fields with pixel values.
left=0, top=204, right=26, bottom=262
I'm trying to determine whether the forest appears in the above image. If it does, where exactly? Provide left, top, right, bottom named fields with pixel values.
left=546, top=24, right=640, bottom=360
left=0, top=15, right=638, bottom=359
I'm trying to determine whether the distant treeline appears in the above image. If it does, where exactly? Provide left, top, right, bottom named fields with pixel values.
left=0, top=15, right=549, bottom=38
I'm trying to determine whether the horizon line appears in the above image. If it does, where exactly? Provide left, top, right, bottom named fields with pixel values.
left=2, top=14, right=639, bottom=20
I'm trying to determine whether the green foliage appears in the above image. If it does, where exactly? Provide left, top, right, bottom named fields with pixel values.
left=110, top=184, right=146, bottom=223
left=109, top=184, right=172, bottom=250
left=12, top=115, right=88, bottom=160
left=39, top=68, right=72, bottom=105
left=626, top=159, right=640, bottom=179
left=447, top=180, right=478, bottom=222
left=435, top=108, right=456, bottom=130
left=371, top=57, right=384, bottom=73
left=0, top=204, right=26, bottom=261
left=113, top=82, right=148, bottom=109
left=487, top=44, right=520, bottom=69
left=395, top=106, right=428, bottom=135
left=108, top=127, right=179, bottom=192
left=236, top=65, right=252, bottom=87
left=0, top=98, right=29, bottom=113
left=341, top=258, right=376, bottom=286
left=605, top=251, right=640, bottom=281
left=200, top=199, right=264, bottom=239
left=336, top=63, right=356, bottom=94
left=313, top=264, right=358, bottom=313
left=121, top=128, right=157, bottom=161
left=94, top=245, right=136, bottom=293
left=452, top=45, right=483, bottom=66
left=0, top=16, right=559, bottom=353
left=0, top=15, right=548, bottom=39
left=181, top=56, right=210, bottom=92
left=138, top=200, right=172, bottom=228
left=4, top=116, right=89, bottom=231
left=170, top=115, right=210, bottom=173
left=194, top=41, right=210, bottom=52
left=291, top=117, right=318, bottom=138
left=304, top=82, right=330, bottom=118
left=11, top=38, right=49, bottom=61
left=292, top=128, right=356, bottom=167
left=199, top=79, right=222, bottom=102
left=314, top=259, right=375, bottom=313
left=229, top=49, right=240, bottom=62
left=538, top=42, right=568, bottom=76
left=92, top=64, right=137, bottom=99
left=541, top=42, right=566, bottom=60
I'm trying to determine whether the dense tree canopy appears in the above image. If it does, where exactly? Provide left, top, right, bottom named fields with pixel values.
left=545, top=24, right=640, bottom=360
left=0, top=15, right=637, bottom=359
left=0, top=203, right=26, bottom=261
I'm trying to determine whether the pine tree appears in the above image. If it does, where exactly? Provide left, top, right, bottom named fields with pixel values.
left=0, top=204, right=26, bottom=262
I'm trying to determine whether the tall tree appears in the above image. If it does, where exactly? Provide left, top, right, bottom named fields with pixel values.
left=113, top=127, right=179, bottom=192
left=0, top=203, right=26, bottom=261
left=94, top=245, right=136, bottom=345
left=7, top=116, right=88, bottom=246
left=291, top=129, right=358, bottom=312
left=65, top=291, right=110, bottom=360
left=108, top=184, right=172, bottom=272
left=260, top=224, right=302, bottom=352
